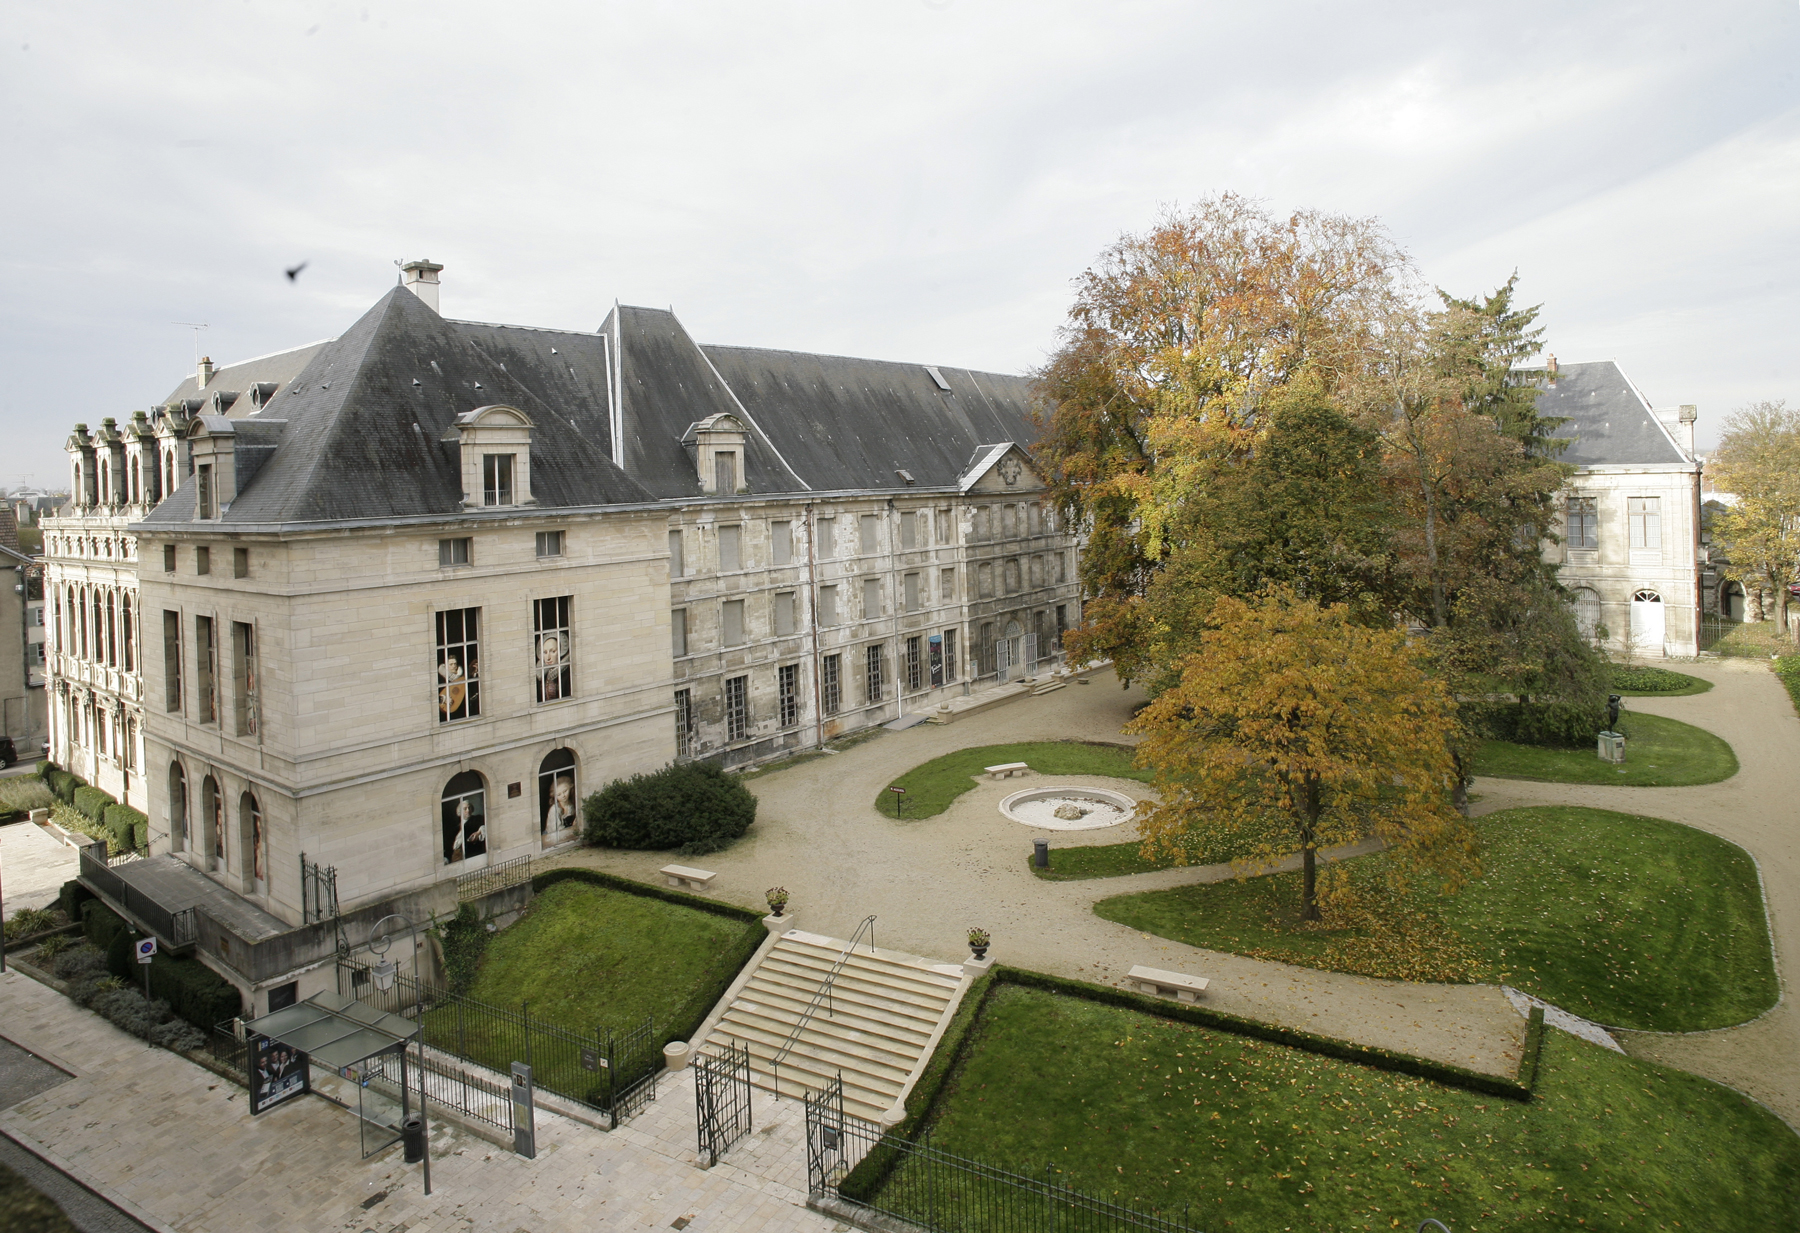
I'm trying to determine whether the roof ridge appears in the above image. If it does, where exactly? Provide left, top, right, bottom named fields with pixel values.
left=701, top=340, right=1024, bottom=380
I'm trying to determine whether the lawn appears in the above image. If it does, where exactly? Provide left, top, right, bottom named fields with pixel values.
left=879, top=984, right=1799, bottom=1232
left=1608, top=665, right=1714, bottom=696
left=1473, top=711, right=1736, bottom=786
left=428, top=879, right=761, bottom=1076
left=877, top=741, right=1148, bottom=818
left=1095, top=807, right=1777, bottom=1031
left=1026, top=815, right=1294, bottom=881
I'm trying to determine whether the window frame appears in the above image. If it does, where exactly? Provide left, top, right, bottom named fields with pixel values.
left=482, top=453, right=516, bottom=506
left=434, top=606, right=482, bottom=723
left=438, top=537, right=472, bottom=568
left=778, top=663, right=800, bottom=728
left=822, top=654, right=841, bottom=715
left=535, top=530, right=565, bottom=559
left=533, top=595, right=573, bottom=704
left=724, top=674, right=749, bottom=742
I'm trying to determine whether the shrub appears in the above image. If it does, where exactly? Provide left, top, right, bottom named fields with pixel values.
left=33, top=933, right=75, bottom=963
left=59, top=878, right=94, bottom=923
left=439, top=902, right=490, bottom=993
left=46, top=769, right=79, bottom=805
left=53, top=942, right=108, bottom=984
left=1611, top=665, right=1695, bottom=692
left=73, top=785, right=117, bottom=825
left=36, top=759, right=53, bottom=778
left=582, top=761, right=757, bottom=856
left=104, top=804, right=148, bottom=854
left=149, top=954, right=242, bottom=1029
left=0, top=777, right=54, bottom=815
left=82, top=899, right=129, bottom=952
left=149, top=1018, right=206, bottom=1052
left=3, top=906, right=60, bottom=941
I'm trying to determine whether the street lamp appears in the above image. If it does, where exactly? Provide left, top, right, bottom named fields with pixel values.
left=369, top=913, right=430, bottom=1195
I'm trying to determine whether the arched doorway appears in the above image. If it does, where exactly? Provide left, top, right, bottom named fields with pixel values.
left=440, top=771, right=488, bottom=868
left=1570, top=588, right=1601, bottom=640
left=1720, top=580, right=1746, bottom=622
left=538, top=749, right=579, bottom=850
left=1003, top=619, right=1024, bottom=680
left=240, top=792, right=265, bottom=894
left=1630, top=590, right=1665, bottom=654
left=168, top=763, right=187, bottom=854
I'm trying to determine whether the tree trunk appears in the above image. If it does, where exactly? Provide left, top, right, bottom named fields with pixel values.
left=1422, top=479, right=1446, bottom=628
left=1299, top=775, right=1323, bottom=921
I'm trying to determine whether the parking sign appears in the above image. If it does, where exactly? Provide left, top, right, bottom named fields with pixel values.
left=135, top=937, right=157, bottom=964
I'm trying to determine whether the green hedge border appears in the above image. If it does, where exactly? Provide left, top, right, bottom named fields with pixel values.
left=528, top=867, right=766, bottom=1049
left=839, top=965, right=1543, bottom=1202
left=1776, top=657, right=1800, bottom=717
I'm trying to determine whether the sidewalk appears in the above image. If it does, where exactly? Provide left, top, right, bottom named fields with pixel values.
left=2, top=815, right=79, bottom=914
left=0, top=966, right=833, bottom=1233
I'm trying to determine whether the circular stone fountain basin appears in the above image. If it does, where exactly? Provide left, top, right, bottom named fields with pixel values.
left=999, top=786, right=1135, bottom=831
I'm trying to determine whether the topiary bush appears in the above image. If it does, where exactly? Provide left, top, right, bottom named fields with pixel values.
left=73, top=784, right=116, bottom=825
left=103, top=804, right=148, bottom=854
left=582, top=760, right=757, bottom=856
left=47, top=769, right=79, bottom=805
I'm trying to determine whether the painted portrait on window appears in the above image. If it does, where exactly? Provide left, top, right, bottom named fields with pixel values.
left=538, top=748, right=578, bottom=849
left=441, top=771, right=488, bottom=865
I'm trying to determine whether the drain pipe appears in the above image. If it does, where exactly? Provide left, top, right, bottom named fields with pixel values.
left=805, top=503, right=824, bottom=752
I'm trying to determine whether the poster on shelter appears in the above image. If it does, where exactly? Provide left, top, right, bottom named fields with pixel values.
left=248, top=1032, right=310, bottom=1115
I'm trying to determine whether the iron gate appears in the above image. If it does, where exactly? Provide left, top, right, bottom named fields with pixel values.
left=804, top=1073, right=848, bottom=1194
left=695, top=1040, right=754, bottom=1167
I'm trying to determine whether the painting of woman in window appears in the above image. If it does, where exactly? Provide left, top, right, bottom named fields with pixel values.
left=538, top=749, right=578, bottom=849
left=537, top=632, right=566, bottom=702
left=441, top=771, right=487, bottom=865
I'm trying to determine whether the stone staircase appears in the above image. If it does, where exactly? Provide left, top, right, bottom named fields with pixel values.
left=699, top=929, right=964, bottom=1122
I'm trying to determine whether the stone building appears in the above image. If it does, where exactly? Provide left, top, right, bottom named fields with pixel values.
left=0, top=508, right=46, bottom=758
left=45, top=266, right=1078, bottom=1013
left=1535, top=358, right=1703, bottom=658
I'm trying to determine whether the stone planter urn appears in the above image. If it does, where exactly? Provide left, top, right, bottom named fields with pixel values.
left=663, top=1040, right=692, bottom=1071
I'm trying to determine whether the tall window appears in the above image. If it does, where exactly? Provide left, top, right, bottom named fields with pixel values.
left=675, top=688, right=695, bottom=756
left=203, top=775, right=223, bottom=871
left=195, top=616, right=217, bottom=725
left=943, top=629, right=958, bottom=682
left=819, top=585, right=839, bottom=627
left=816, top=517, right=836, bottom=559
left=725, top=675, right=749, bottom=741
left=906, top=636, right=922, bottom=692
left=1627, top=497, right=1661, bottom=550
left=534, top=596, right=572, bottom=702
left=778, top=663, right=799, bottom=727
left=822, top=654, right=841, bottom=715
left=980, top=622, right=996, bottom=675
left=672, top=609, right=689, bottom=657
left=1004, top=559, right=1021, bottom=593
left=774, top=591, right=796, bottom=637
left=771, top=520, right=793, bottom=565
left=862, top=578, right=880, bottom=621
left=904, top=572, right=920, bottom=612
left=1566, top=497, right=1598, bottom=550
left=197, top=464, right=214, bottom=518
left=940, top=568, right=955, bottom=602
left=865, top=644, right=884, bottom=704
left=196, top=546, right=211, bottom=575
left=668, top=529, right=684, bottom=577
left=440, top=771, right=488, bottom=865
left=122, top=594, right=135, bottom=672
left=900, top=511, right=918, bottom=549
left=714, top=451, right=737, bottom=493
left=106, top=591, right=117, bottom=666
left=435, top=607, right=481, bottom=722
left=233, top=547, right=249, bottom=578
left=241, top=792, right=264, bottom=886
left=163, top=611, right=182, bottom=712
left=168, top=763, right=187, bottom=854
left=232, top=621, right=257, bottom=737
left=91, top=589, right=102, bottom=657
left=539, top=748, right=578, bottom=849
left=483, top=454, right=515, bottom=505
left=722, top=599, right=746, bottom=646
left=859, top=514, right=879, bottom=554
left=935, top=509, right=951, bottom=542
left=77, top=587, right=87, bottom=659
left=718, top=525, right=742, bottom=572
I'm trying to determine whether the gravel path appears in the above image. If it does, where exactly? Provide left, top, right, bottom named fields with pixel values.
left=552, top=671, right=1526, bottom=1079
left=1470, top=656, right=1800, bottom=1126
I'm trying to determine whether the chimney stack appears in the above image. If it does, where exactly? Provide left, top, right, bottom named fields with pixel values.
left=1545, top=353, right=1558, bottom=380
left=1678, top=404, right=1698, bottom=459
left=401, top=259, right=444, bottom=314
left=197, top=356, right=214, bottom=388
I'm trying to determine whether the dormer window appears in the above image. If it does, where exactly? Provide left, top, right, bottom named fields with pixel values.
left=197, top=465, right=216, bottom=519
left=681, top=413, right=749, bottom=496
left=483, top=454, right=516, bottom=506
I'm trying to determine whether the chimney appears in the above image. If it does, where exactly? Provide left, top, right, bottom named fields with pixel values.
left=197, top=355, right=214, bottom=388
left=1545, top=353, right=1558, bottom=380
left=401, top=259, right=444, bottom=313
left=1678, top=404, right=1698, bottom=458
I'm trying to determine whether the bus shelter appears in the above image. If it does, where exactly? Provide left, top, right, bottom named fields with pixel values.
left=243, top=989, right=422, bottom=1157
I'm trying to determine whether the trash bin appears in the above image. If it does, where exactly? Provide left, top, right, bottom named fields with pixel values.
left=402, top=1114, right=426, bottom=1163
left=1033, top=838, right=1049, bottom=869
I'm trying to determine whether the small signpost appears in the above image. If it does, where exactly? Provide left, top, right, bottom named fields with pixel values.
left=511, top=1062, right=537, bottom=1159
left=135, top=936, right=157, bottom=1005
left=888, top=785, right=906, bottom=818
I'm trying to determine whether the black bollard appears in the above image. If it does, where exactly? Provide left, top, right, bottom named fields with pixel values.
left=1033, top=838, right=1049, bottom=869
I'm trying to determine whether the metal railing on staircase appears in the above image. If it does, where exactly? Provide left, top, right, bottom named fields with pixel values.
left=770, top=915, right=876, bottom=1100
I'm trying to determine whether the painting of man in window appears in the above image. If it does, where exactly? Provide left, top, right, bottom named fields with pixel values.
left=436, top=608, right=481, bottom=722
left=441, top=772, right=487, bottom=865
left=538, top=749, right=578, bottom=849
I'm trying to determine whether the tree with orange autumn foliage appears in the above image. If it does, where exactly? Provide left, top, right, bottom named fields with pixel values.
left=1128, top=591, right=1477, bottom=921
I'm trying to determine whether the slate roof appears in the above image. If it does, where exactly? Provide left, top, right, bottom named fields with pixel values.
left=161, top=340, right=330, bottom=412
left=1529, top=361, right=1689, bottom=467
left=138, top=287, right=1042, bottom=529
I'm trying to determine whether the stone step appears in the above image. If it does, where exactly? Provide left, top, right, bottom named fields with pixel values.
left=706, top=1012, right=917, bottom=1085
left=774, top=932, right=964, bottom=988
left=718, top=992, right=927, bottom=1062
left=755, top=957, right=954, bottom=1022
left=741, top=970, right=945, bottom=1038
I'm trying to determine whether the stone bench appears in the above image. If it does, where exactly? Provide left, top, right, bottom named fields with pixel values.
left=984, top=762, right=1030, bottom=779
left=660, top=864, right=718, bottom=892
left=1128, top=965, right=1209, bottom=1004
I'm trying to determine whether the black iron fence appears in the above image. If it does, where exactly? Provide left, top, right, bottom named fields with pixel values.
left=300, top=853, right=340, bottom=923
left=696, top=1039, right=754, bottom=1167
left=337, top=958, right=659, bottom=1128
left=806, top=1077, right=1206, bottom=1233
left=456, top=853, right=534, bottom=903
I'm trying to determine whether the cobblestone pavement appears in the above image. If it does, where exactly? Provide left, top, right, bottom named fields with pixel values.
left=551, top=669, right=1528, bottom=1080
left=1471, top=657, right=1800, bottom=1127
left=0, top=966, right=836, bottom=1233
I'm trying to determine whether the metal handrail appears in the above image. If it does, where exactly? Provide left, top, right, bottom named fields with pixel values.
left=771, top=915, right=875, bottom=1100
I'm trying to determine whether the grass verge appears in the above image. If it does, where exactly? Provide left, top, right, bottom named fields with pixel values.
left=1096, top=806, right=1777, bottom=1031
left=877, top=741, right=1147, bottom=818
left=1473, top=710, right=1736, bottom=785
left=879, top=983, right=1798, bottom=1231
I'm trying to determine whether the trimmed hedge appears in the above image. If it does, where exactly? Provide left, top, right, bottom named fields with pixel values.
left=840, top=965, right=1540, bottom=1204
left=529, top=867, right=766, bottom=1049
left=582, top=760, right=757, bottom=856
left=82, top=898, right=130, bottom=951
left=46, top=769, right=79, bottom=805
left=103, top=803, right=148, bottom=855
left=83, top=899, right=242, bottom=1029
left=59, top=878, right=94, bottom=924
left=1777, top=656, right=1800, bottom=717
left=73, top=784, right=117, bottom=825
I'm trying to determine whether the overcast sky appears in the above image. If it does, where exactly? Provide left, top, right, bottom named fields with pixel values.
left=4, top=0, right=1796, bottom=489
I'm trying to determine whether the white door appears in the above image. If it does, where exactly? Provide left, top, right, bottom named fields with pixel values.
left=1630, top=590, right=1665, bottom=655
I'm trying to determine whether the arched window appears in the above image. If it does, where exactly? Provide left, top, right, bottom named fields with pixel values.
left=203, top=775, right=224, bottom=871
left=169, top=763, right=188, bottom=853
left=1570, top=588, right=1601, bottom=638
left=76, top=586, right=88, bottom=659
left=121, top=593, right=135, bottom=672
left=538, top=749, right=579, bottom=849
left=91, top=590, right=103, bottom=664
left=106, top=590, right=118, bottom=667
left=240, top=792, right=264, bottom=887
left=440, top=771, right=487, bottom=866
